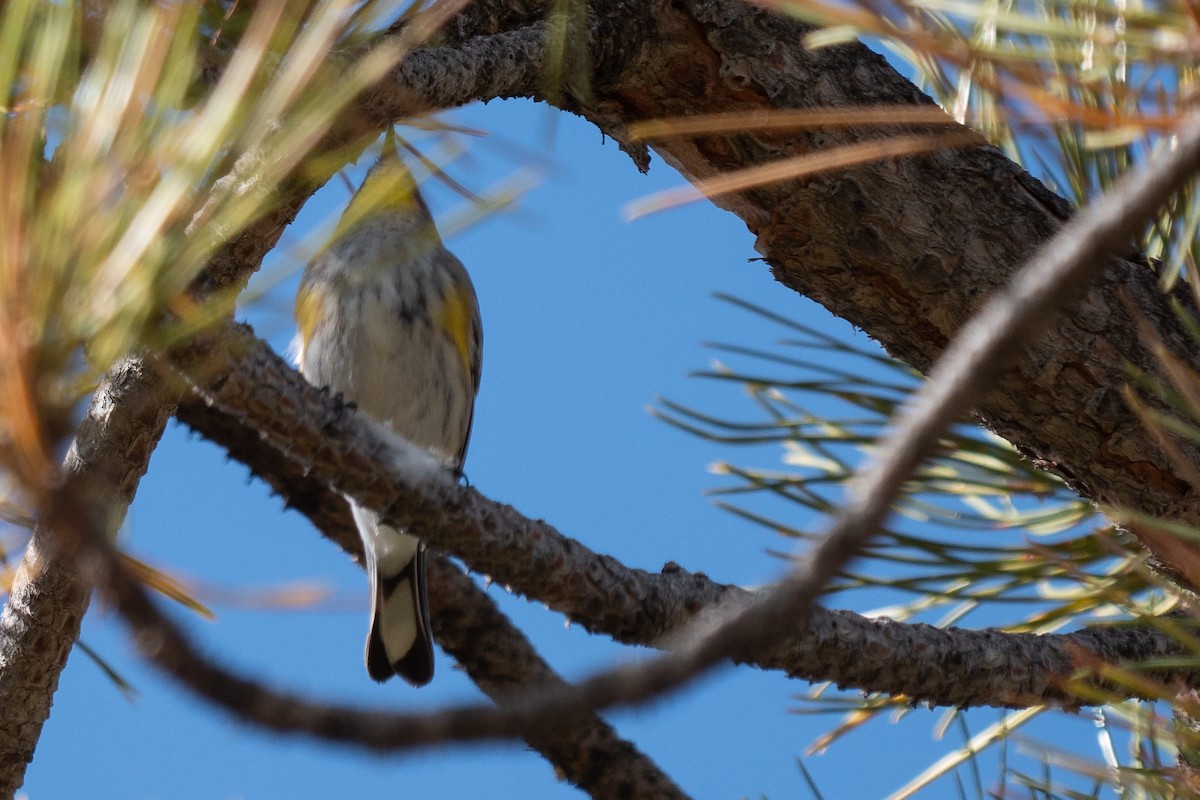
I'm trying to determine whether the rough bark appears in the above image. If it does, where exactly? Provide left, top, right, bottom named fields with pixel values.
left=176, top=324, right=1200, bottom=711
left=0, top=539, right=90, bottom=797
left=0, top=360, right=176, bottom=797
left=557, top=0, right=1200, bottom=578
left=175, top=397, right=691, bottom=800
left=360, top=0, right=1200, bottom=577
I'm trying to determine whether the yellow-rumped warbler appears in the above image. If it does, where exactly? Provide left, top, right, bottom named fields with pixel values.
left=293, top=139, right=482, bottom=685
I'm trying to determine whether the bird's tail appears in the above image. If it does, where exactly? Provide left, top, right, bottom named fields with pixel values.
left=351, top=505, right=434, bottom=685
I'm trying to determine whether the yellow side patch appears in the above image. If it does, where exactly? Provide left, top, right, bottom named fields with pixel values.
left=294, top=285, right=323, bottom=350
left=439, top=284, right=474, bottom=376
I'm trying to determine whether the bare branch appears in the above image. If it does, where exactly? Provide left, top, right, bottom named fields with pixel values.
left=428, top=558, right=693, bottom=799
left=51, top=471, right=1139, bottom=758
left=0, top=362, right=183, bottom=796
left=374, top=0, right=1200, bottom=587
left=175, top=399, right=690, bottom=800
left=446, top=0, right=1200, bottom=585
left=172, top=102, right=1200, bottom=736
left=175, top=392, right=1200, bottom=711
left=362, top=23, right=554, bottom=119
left=432, top=0, right=549, bottom=44
left=11, top=0, right=1200, bottom=784
left=65, top=242, right=1200, bottom=754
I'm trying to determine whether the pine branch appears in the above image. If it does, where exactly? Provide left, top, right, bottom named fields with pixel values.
left=175, top=323, right=1200, bottom=711
left=512, top=0, right=1200, bottom=584
left=9, top=0, right=1200, bottom=787
left=175, top=399, right=691, bottom=800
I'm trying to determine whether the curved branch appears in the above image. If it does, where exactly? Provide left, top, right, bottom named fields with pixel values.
left=13, top=0, right=1200, bottom=784
left=427, top=558, right=691, bottom=799
left=45, top=442, right=1174, bottom=758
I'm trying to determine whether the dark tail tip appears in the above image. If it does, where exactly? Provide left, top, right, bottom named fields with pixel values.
left=366, top=622, right=434, bottom=685
left=395, top=640, right=435, bottom=687
left=366, top=632, right=395, bottom=683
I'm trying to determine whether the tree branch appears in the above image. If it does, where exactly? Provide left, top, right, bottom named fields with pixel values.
left=174, top=398, right=690, bottom=800
left=0, top=362, right=185, bottom=797
left=174, top=323, right=1200, bottom=711
left=13, top=0, right=1200, bottom=786
left=64, top=470, right=1198, bottom=762
left=428, top=559, right=692, bottom=799
left=48, top=450, right=1168, bottom=757
left=113, top=100, right=1200, bottom=747
left=326, top=0, right=1200, bottom=583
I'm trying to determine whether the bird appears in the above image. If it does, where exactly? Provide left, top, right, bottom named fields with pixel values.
left=293, top=135, right=482, bottom=685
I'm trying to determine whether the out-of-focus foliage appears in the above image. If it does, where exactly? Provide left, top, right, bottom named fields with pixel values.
left=0, top=0, right=442, bottom=695
left=0, top=0, right=420, bottom=510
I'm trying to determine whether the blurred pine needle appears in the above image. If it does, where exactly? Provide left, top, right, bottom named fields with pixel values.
left=0, top=0, right=450, bottom=695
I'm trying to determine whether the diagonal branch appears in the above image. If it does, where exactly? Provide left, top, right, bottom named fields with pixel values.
left=61, top=162, right=1200, bottom=748
left=54, top=468, right=1124, bottom=755
left=352, top=0, right=1200, bottom=586
left=14, top=0, right=1200, bottom=784
left=175, top=398, right=690, bottom=800
left=0, top=363, right=178, bottom=797
left=175, top=389, right=1200, bottom=709
left=588, top=0, right=1200, bottom=583
left=427, top=558, right=691, bottom=799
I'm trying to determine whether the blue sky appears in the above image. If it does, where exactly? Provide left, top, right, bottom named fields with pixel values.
left=20, top=94, right=1117, bottom=799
